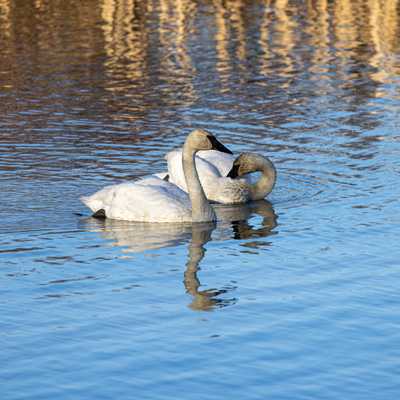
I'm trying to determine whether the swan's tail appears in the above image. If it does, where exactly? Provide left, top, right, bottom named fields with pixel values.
left=80, top=195, right=102, bottom=213
left=92, top=209, right=106, bottom=219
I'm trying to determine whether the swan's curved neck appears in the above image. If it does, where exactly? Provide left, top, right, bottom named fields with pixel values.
left=182, top=142, right=216, bottom=222
left=249, top=158, right=277, bottom=201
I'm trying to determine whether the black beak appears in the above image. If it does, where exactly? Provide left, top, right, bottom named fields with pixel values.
left=227, top=164, right=240, bottom=178
left=208, top=135, right=233, bottom=154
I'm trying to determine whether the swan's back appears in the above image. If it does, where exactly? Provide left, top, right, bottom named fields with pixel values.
left=81, top=177, right=192, bottom=222
left=197, top=150, right=235, bottom=176
left=166, top=149, right=223, bottom=193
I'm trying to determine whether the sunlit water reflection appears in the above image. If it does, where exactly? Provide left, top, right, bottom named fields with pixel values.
left=1, top=1, right=400, bottom=399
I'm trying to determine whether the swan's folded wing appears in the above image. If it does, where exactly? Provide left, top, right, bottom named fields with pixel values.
left=80, top=184, right=119, bottom=213
left=198, top=151, right=257, bottom=185
left=102, top=181, right=192, bottom=222
left=136, top=177, right=190, bottom=204
left=81, top=177, right=193, bottom=222
left=80, top=177, right=166, bottom=213
left=166, top=149, right=222, bottom=193
left=197, top=150, right=235, bottom=176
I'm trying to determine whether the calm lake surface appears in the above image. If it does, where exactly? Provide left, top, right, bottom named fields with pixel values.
left=1, top=0, right=400, bottom=399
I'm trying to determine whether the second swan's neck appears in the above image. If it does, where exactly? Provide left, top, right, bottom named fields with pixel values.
left=249, top=158, right=277, bottom=201
left=182, top=143, right=216, bottom=222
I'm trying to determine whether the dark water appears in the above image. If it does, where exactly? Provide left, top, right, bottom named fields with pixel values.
left=1, top=0, right=400, bottom=398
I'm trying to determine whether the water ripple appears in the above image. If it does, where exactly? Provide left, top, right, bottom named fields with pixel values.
left=2, top=1, right=400, bottom=399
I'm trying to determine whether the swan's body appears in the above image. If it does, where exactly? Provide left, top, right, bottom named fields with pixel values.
left=81, top=177, right=193, bottom=222
left=166, top=150, right=276, bottom=204
left=80, top=130, right=232, bottom=223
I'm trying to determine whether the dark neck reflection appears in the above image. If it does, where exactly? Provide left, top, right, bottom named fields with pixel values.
left=183, top=222, right=237, bottom=311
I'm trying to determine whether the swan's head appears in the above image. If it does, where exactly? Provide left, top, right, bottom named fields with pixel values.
left=186, top=129, right=232, bottom=154
left=227, top=153, right=275, bottom=178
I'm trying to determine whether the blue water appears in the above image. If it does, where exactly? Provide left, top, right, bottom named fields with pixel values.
left=1, top=1, right=400, bottom=399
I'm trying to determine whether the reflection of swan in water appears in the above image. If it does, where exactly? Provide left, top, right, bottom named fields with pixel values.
left=82, top=200, right=277, bottom=310
left=213, top=199, right=277, bottom=243
left=83, top=217, right=194, bottom=253
left=84, top=200, right=277, bottom=252
left=183, top=222, right=237, bottom=311
left=230, top=200, right=277, bottom=240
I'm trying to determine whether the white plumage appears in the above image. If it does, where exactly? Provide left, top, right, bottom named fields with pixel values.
left=81, top=177, right=193, bottom=222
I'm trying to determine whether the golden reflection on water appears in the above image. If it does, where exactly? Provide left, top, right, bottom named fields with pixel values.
left=368, top=0, right=400, bottom=84
left=306, top=0, right=330, bottom=77
left=213, top=0, right=230, bottom=88
left=0, top=0, right=399, bottom=98
left=101, top=0, right=147, bottom=81
left=274, top=0, right=296, bottom=82
left=0, top=0, right=10, bottom=37
left=228, top=0, right=247, bottom=67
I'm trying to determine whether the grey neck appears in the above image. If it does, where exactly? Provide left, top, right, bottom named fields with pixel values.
left=249, top=158, right=277, bottom=201
left=182, top=143, right=216, bottom=222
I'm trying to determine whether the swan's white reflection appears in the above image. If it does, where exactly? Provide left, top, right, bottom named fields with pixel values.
left=83, top=200, right=277, bottom=311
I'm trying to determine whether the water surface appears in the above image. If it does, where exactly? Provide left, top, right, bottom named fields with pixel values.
left=1, top=1, right=400, bottom=399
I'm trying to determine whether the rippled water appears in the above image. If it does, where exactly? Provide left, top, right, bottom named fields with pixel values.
left=1, top=1, right=400, bottom=399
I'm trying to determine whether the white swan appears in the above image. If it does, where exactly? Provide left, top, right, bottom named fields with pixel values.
left=165, top=150, right=276, bottom=204
left=80, top=129, right=232, bottom=223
